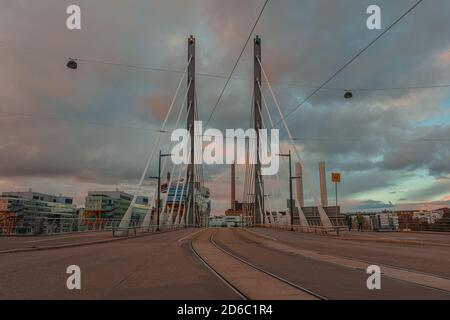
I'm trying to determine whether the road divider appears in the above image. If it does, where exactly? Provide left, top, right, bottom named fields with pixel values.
left=0, top=228, right=194, bottom=255
left=239, top=228, right=450, bottom=293
left=190, top=228, right=323, bottom=300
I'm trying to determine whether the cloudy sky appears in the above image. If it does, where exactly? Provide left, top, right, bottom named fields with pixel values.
left=0, top=0, right=449, bottom=214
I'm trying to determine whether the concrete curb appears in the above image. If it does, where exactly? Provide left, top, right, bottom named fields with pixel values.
left=337, top=236, right=450, bottom=248
left=402, top=230, right=450, bottom=236
left=0, top=230, right=109, bottom=239
left=0, top=228, right=191, bottom=254
left=254, top=227, right=450, bottom=248
left=240, top=229, right=450, bottom=292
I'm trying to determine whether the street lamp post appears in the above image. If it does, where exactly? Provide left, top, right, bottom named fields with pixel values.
left=278, top=151, right=301, bottom=231
left=146, top=176, right=159, bottom=232
left=247, top=192, right=270, bottom=227
left=331, top=172, right=342, bottom=234
left=149, top=150, right=173, bottom=232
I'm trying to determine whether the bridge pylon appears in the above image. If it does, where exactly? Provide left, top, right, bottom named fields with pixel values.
left=186, top=35, right=196, bottom=227
left=253, top=35, right=264, bottom=226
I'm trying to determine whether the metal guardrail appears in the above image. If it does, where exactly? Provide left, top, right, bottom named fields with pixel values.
left=399, top=218, right=450, bottom=233
left=0, top=217, right=195, bottom=236
left=255, top=224, right=337, bottom=235
left=135, top=224, right=196, bottom=234
left=258, top=218, right=450, bottom=234
left=0, top=218, right=135, bottom=236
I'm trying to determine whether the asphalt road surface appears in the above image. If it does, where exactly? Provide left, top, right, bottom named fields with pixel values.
left=213, top=228, right=450, bottom=300
left=251, top=227, right=450, bottom=278
left=1, top=227, right=449, bottom=299
left=0, top=228, right=240, bottom=299
left=0, top=231, right=117, bottom=252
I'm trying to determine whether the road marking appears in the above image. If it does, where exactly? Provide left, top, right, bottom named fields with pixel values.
left=177, top=228, right=206, bottom=242
left=190, top=230, right=248, bottom=300
left=244, top=232, right=450, bottom=293
left=192, top=230, right=318, bottom=300
left=25, top=233, right=106, bottom=243
left=211, top=233, right=326, bottom=300
left=241, top=228, right=278, bottom=241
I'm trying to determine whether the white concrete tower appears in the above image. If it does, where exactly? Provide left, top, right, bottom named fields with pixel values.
left=318, top=161, right=328, bottom=207
left=295, top=162, right=304, bottom=208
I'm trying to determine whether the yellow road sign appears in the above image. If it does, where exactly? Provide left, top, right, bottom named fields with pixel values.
left=331, top=172, right=341, bottom=183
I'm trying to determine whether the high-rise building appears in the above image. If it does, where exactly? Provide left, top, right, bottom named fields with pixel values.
left=83, top=190, right=150, bottom=229
left=231, top=162, right=236, bottom=210
left=2, top=191, right=73, bottom=205
left=165, top=179, right=211, bottom=226
left=295, top=162, right=304, bottom=208
left=318, top=161, right=328, bottom=207
left=226, top=163, right=242, bottom=217
left=84, top=190, right=134, bottom=220
left=0, top=191, right=77, bottom=235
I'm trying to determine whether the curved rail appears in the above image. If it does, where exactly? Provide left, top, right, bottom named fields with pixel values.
left=190, top=232, right=249, bottom=300
left=189, top=229, right=328, bottom=300
left=210, top=233, right=328, bottom=300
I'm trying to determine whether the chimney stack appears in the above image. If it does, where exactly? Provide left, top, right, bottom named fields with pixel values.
left=231, top=162, right=236, bottom=210
left=318, top=161, right=328, bottom=207
left=295, top=162, right=304, bottom=208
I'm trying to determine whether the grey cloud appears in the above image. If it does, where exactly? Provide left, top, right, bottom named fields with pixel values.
left=403, top=178, right=450, bottom=202
left=0, top=0, right=450, bottom=211
left=381, top=125, right=450, bottom=176
left=357, top=200, right=395, bottom=210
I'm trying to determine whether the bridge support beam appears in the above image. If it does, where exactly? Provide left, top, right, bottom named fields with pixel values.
left=186, top=35, right=196, bottom=227
left=253, top=35, right=264, bottom=225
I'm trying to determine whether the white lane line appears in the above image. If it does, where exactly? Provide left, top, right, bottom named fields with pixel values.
left=25, top=233, right=105, bottom=243
left=242, top=228, right=450, bottom=292
left=242, top=228, right=278, bottom=241
left=177, top=228, right=207, bottom=242
left=261, top=239, right=450, bottom=293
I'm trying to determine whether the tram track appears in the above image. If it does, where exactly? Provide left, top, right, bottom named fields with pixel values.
left=190, top=229, right=327, bottom=300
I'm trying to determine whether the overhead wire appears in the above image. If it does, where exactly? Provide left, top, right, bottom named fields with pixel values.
left=272, top=0, right=425, bottom=128
left=205, top=0, right=270, bottom=127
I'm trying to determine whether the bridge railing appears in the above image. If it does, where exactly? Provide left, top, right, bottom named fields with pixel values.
left=399, top=218, right=450, bottom=233
left=255, top=223, right=336, bottom=235
left=0, top=217, right=193, bottom=237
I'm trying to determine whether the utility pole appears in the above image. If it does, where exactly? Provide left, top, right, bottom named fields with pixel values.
left=331, top=172, right=341, bottom=234
left=335, top=182, right=338, bottom=220
left=288, top=151, right=293, bottom=230
left=157, top=150, right=161, bottom=231
left=278, top=151, right=296, bottom=230
left=152, top=151, right=173, bottom=232
left=254, top=35, right=264, bottom=226
left=187, top=35, right=196, bottom=227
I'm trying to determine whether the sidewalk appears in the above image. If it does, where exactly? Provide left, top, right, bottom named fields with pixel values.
left=337, top=230, right=450, bottom=247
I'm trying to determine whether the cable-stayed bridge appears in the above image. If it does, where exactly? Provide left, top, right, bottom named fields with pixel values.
left=1, top=34, right=450, bottom=300
left=108, top=35, right=336, bottom=237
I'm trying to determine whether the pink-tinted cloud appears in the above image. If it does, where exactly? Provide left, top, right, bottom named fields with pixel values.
left=438, top=49, right=450, bottom=65
left=139, top=96, right=169, bottom=120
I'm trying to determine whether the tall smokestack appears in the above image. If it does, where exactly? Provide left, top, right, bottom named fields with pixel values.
left=295, top=162, right=304, bottom=208
left=318, top=161, right=328, bottom=207
left=231, top=162, right=236, bottom=210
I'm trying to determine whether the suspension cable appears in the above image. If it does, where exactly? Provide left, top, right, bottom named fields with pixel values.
left=272, top=0, right=425, bottom=128
left=117, top=55, right=193, bottom=232
left=257, top=80, right=309, bottom=226
left=257, top=57, right=332, bottom=228
left=158, top=100, right=193, bottom=227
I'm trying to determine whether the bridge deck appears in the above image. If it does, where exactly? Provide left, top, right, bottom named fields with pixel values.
left=0, top=228, right=449, bottom=299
